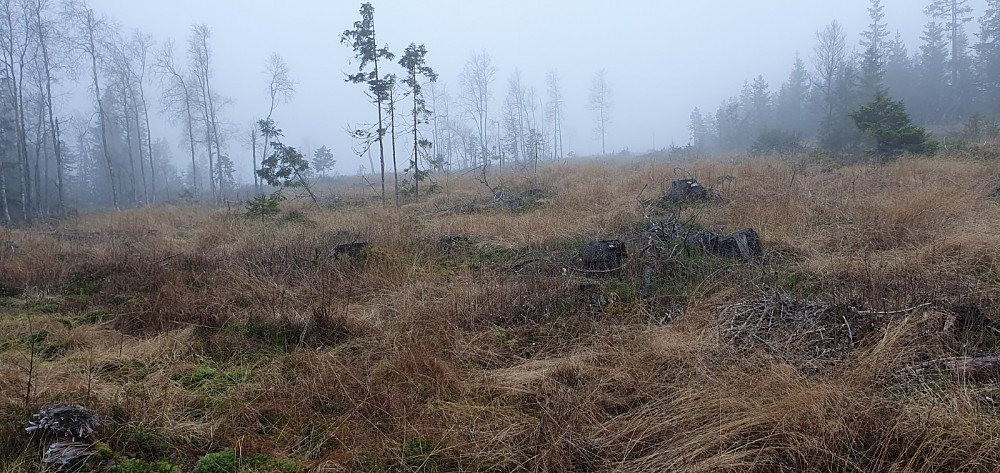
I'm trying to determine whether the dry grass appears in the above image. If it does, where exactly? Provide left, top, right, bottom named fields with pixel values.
left=1, top=154, right=1000, bottom=472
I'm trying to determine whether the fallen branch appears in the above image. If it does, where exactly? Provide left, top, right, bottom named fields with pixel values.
left=852, top=302, right=932, bottom=316
left=908, top=356, right=1000, bottom=380
left=154, top=253, right=182, bottom=266
left=563, top=263, right=627, bottom=275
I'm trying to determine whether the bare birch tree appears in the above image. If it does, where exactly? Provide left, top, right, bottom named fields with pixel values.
left=1, top=0, right=34, bottom=218
left=63, top=0, right=119, bottom=210
left=459, top=50, right=496, bottom=168
left=188, top=24, right=216, bottom=199
left=154, top=39, right=199, bottom=195
left=588, top=69, right=613, bottom=156
left=32, top=0, right=65, bottom=213
left=545, top=70, right=564, bottom=160
left=258, top=52, right=294, bottom=192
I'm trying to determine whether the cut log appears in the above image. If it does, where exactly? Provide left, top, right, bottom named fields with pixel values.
left=943, top=356, right=1000, bottom=380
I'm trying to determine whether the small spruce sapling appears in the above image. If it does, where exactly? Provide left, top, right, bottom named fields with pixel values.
left=255, top=119, right=323, bottom=211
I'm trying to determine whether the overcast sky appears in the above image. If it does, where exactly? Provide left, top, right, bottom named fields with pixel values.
left=83, top=0, right=982, bottom=179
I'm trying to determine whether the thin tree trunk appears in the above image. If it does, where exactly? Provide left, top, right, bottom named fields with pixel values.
left=600, top=102, right=606, bottom=155
left=373, top=51, right=386, bottom=206
left=35, top=4, right=63, bottom=214
left=295, top=170, right=322, bottom=212
left=139, top=85, right=155, bottom=204
left=182, top=86, right=197, bottom=195
left=497, top=120, right=502, bottom=177
left=200, top=91, right=216, bottom=199
left=533, top=99, right=540, bottom=172
left=412, top=85, right=419, bottom=201
left=122, top=85, right=139, bottom=206
left=33, top=94, right=43, bottom=214
left=85, top=9, right=119, bottom=211
left=207, top=89, right=224, bottom=200
left=0, top=156, right=9, bottom=224
left=131, top=86, right=149, bottom=205
left=250, top=128, right=258, bottom=191
left=390, top=89, right=398, bottom=206
left=42, top=123, right=50, bottom=213
left=14, top=64, right=31, bottom=220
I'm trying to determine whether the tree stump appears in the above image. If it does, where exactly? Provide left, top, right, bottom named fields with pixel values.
left=26, top=404, right=100, bottom=472
left=666, top=179, right=709, bottom=203
left=335, top=242, right=369, bottom=258
left=717, top=228, right=763, bottom=260
left=581, top=240, right=627, bottom=271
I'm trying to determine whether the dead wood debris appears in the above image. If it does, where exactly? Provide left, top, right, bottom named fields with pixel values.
left=26, top=404, right=100, bottom=472
left=644, top=213, right=763, bottom=262
left=720, top=292, right=858, bottom=367
left=432, top=188, right=546, bottom=216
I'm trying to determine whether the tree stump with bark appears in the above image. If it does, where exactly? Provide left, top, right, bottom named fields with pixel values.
left=716, top=228, right=763, bottom=260
left=581, top=240, right=627, bottom=271
left=666, top=179, right=709, bottom=203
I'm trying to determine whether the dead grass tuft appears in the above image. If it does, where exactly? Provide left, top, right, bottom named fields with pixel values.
left=2, top=154, right=999, bottom=471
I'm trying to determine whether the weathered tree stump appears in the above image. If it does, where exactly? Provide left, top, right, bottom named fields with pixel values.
left=717, top=228, right=763, bottom=260
left=26, top=404, right=98, bottom=442
left=42, top=442, right=96, bottom=472
left=26, top=404, right=100, bottom=472
left=335, top=242, right=369, bottom=258
left=666, top=179, right=709, bottom=203
left=581, top=240, right=627, bottom=271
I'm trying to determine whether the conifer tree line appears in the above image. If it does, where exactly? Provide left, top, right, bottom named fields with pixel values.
left=688, top=0, right=1000, bottom=157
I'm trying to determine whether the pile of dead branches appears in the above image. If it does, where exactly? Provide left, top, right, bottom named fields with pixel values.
left=720, top=292, right=865, bottom=369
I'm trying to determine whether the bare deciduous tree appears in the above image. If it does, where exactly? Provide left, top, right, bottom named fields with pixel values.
left=154, top=39, right=199, bottom=195
left=546, top=70, right=564, bottom=161
left=63, top=0, right=119, bottom=210
left=1, top=0, right=34, bottom=218
left=129, top=30, right=157, bottom=204
left=813, top=20, right=848, bottom=121
left=459, top=50, right=496, bottom=168
left=32, top=0, right=65, bottom=213
left=188, top=24, right=227, bottom=200
left=588, top=68, right=613, bottom=156
left=258, top=52, right=294, bottom=191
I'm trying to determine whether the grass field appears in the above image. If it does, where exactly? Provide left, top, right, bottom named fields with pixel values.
left=2, top=153, right=1000, bottom=472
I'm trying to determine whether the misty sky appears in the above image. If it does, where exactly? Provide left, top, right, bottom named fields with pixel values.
left=84, top=0, right=980, bottom=179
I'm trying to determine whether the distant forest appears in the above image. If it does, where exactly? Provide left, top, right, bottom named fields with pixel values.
left=686, top=0, right=1000, bottom=159
left=3, top=0, right=1000, bottom=224
left=0, top=0, right=576, bottom=223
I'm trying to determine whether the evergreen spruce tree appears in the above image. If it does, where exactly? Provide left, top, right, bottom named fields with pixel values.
left=851, top=91, right=939, bottom=157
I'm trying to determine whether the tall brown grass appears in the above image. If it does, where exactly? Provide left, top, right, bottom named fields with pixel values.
left=1, top=154, right=999, bottom=472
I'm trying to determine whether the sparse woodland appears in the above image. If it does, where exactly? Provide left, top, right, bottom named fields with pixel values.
left=3, top=1, right=1000, bottom=472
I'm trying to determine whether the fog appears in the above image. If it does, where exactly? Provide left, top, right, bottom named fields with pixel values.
left=1, top=0, right=993, bottom=218
left=84, top=0, right=949, bottom=172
